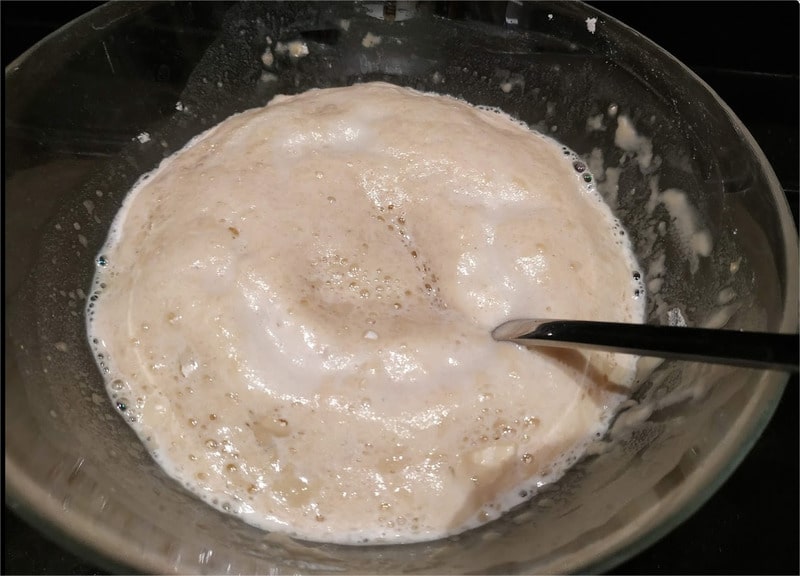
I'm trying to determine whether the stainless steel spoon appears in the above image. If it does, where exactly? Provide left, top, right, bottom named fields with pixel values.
left=492, top=319, right=799, bottom=372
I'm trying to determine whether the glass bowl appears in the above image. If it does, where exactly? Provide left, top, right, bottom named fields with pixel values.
left=5, top=2, right=797, bottom=573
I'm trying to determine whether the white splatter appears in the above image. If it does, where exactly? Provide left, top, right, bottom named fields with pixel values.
left=667, top=307, right=686, bottom=327
left=499, top=74, right=525, bottom=94
left=275, top=41, right=309, bottom=58
left=658, top=188, right=713, bottom=273
left=586, top=113, right=605, bottom=132
left=615, top=115, right=653, bottom=171
left=361, top=32, right=382, bottom=48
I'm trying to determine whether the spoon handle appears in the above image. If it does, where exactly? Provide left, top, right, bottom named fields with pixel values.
left=492, top=319, right=799, bottom=372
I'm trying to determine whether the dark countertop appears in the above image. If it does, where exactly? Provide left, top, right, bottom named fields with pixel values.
left=3, top=2, right=798, bottom=574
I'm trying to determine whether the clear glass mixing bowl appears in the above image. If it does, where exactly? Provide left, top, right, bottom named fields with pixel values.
left=5, top=2, right=797, bottom=573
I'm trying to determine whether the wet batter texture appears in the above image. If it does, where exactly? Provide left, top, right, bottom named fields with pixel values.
left=87, top=82, right=644, bottom=544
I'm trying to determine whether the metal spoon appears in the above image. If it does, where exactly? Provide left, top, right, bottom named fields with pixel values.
left=492, top=319, right=799, bottom=372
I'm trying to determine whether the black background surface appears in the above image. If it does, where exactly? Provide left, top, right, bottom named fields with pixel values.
left=3, top=2, right=798, bottom=574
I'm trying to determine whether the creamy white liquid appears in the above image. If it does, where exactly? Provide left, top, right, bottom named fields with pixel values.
left=87, top=82, right=644, bottom=544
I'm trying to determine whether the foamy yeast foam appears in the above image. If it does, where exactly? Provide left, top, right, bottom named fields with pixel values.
left=87, top=82, right=645, bottom=544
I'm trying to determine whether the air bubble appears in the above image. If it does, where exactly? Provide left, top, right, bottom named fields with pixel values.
left=582, top=173, right=592, bottom=183
left=96, top=255, right=108, bottom=267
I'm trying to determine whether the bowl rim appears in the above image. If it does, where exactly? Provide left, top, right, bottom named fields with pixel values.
left=5, top=1, right=798, bottom=574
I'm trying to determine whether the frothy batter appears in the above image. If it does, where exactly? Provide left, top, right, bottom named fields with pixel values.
left=87, top=82, right=644, bottom=544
